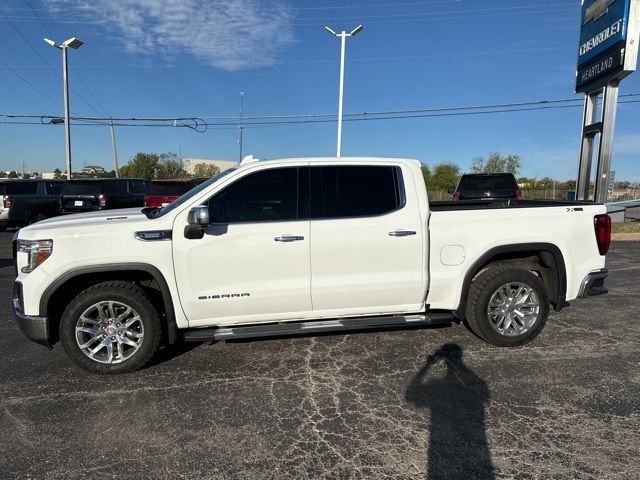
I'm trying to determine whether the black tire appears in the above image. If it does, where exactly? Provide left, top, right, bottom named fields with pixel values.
left=28, top=212, right=47, bottom=225
left=59, top=281, right=161, bottom=374
left=465, top=265, right=549, bottom=347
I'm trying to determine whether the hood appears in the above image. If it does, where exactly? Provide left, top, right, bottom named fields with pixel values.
left=19, top=208, right=150, bottom=236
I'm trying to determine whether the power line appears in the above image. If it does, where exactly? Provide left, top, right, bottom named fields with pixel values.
left=3, top=95, right=640, bottom=129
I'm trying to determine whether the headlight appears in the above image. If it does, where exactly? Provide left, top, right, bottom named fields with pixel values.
left=17, top=239, right=53, bottom=273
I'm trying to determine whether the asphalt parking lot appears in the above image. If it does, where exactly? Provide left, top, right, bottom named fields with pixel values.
left=0, top=230, right=638, bottom=480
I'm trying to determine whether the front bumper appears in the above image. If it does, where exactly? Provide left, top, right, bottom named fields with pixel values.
left=12, top=283, right=50, bottom=348
left=578, top=269, right=609, bottom=299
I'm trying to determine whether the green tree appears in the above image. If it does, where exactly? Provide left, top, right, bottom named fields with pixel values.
left=420, top=164, right=432, bottom=185
left=53, top=168, right=62, bottom=179
left=472, top=152, right=521, bottom=176
left=0, top=171, right=6, bottom=178
left=119, top=153, right=159, bottom=179
left=8, top=171, right=17, bottom=178
left=156, top=153, right=188, bottom=179
left=425, top=162, right=461, bottom=192
left=193, top=162, right=220, bottom=178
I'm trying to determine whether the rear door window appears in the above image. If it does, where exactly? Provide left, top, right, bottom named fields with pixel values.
left=310, top=165, right=403, bottom=219
left=6, top=182, right=38, bottom=195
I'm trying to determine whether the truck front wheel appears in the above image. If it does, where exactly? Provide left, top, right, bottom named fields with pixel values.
left=59, top=281, right=161, bottom=373
left=465, top=266, right=549, bottom=347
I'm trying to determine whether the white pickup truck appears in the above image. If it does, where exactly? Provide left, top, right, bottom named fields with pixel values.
left=12, top=157, right=611, bottom=373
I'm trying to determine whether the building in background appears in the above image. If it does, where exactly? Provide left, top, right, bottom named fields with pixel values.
left=182, top=158, right=236, bottom=175
left=80, top=165, right=106, bottom=176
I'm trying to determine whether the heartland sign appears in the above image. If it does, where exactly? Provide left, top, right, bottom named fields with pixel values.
left=576, top=0, right=640, bottom=92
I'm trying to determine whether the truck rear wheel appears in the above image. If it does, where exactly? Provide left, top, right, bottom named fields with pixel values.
left=59, top=281, right=161, bottom=373
left=465, top=266, right=549, bottom=347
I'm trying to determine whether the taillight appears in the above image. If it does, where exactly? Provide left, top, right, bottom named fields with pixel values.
left=98, top=194, right=106, bottom=207
left=515, top=188, right=522, bottom=199
left=594, top=214, right=611, bottom=256
left=3, top=195, right=12, bottom=208
left=453, top=192, right=461, bottom=200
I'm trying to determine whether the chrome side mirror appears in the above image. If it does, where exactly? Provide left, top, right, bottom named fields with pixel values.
left=187, top=206, right=210, bottom=226
left=185, top=206, right=210, bottom=239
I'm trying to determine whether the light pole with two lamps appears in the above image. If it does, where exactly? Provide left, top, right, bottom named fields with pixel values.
left=44, top=37, right=83, bottom=179
left=324, top=25, right=363, bottom=158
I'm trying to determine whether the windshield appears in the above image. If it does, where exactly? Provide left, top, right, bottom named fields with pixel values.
left=458, top=174, right=517, bottom=191
left=62, top=181, right=102, bottom=195
left=155, top=168, right=237, bottom=217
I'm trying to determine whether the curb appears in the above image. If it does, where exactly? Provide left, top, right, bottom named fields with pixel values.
left=612, top=233, right=640, bottom=241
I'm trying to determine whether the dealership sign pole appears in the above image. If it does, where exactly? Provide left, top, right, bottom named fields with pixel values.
left=575, top=0, right=640, bottom=202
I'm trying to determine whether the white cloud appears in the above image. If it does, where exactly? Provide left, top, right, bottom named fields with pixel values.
left=44, top=0, right=294, bottom=70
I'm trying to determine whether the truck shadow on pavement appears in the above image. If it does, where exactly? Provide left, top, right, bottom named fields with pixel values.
left=405, top=343, right=494, bottom=480
left=0, top=258, right=13, bottom=269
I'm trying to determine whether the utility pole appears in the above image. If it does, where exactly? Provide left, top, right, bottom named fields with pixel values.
left=109, top=120, right=120, bottom=178
left=239, top=91, right=245, bottom=162
left=324, top=25, right=363, bottom=157
left=44, top=37, right=84, bottom=179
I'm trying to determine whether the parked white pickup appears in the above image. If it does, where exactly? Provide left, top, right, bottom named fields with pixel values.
left=12, top=157, right=611, bottom=373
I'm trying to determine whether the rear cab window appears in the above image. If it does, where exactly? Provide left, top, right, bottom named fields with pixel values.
left=457, top=174, right=518, bottom=191
left=62, top=181, right=103, bottom=195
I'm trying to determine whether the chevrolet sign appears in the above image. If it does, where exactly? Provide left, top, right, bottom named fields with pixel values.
left=576, top=0, right=640, bottom=92
left=584, top=0, right=616, bottom=24
left=578, top=0, right=629, bottom=65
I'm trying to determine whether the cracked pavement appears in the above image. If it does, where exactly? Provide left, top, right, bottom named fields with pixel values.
left=0, top=231, right=638, bottom=479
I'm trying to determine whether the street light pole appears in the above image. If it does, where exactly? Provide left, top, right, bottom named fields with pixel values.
left=44, top=37, right=84, bottom=179
left=109, top=120, right=120, bottom=178
left=61, top=46, right=72, bottom=179
left=239, top=91, right=245, bottom=162
left=324, top=25, right=363, bottom=157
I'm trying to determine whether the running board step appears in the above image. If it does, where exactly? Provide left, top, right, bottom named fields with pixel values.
left=183, top=313, right=454, bottom=342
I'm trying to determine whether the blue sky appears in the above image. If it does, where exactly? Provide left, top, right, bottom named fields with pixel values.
left=0, top=0, right=639, bottom=181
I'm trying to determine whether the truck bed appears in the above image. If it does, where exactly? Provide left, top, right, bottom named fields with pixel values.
left=429, top=199, right=599, bottom=211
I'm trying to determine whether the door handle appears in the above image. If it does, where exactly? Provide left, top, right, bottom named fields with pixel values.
left=389, top=230, right=416, bottom=237
left=274, top=234, right=305, bottom=242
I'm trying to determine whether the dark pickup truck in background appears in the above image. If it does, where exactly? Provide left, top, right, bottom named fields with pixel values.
left=0, top=179, right=64, bottom=230
left=451, top=173, right=522, bottom=200
left=60, top=178, right=147, bottom=213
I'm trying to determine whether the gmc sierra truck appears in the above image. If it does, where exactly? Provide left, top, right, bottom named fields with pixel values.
left=12, top=157, right=611, bottom=373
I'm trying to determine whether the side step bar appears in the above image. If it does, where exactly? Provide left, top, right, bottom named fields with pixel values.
left=183, top=312, right=454, bottom=342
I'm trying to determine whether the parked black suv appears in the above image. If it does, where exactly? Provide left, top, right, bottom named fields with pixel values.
left=451, top=173, right=522, bottom=200
left=60, top=178, right=147, bottom=213
left=0, top=179, right=64, bottom=230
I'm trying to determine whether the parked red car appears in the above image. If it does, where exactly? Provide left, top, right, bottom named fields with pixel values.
left=144, top=178, right=207, bottom=208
